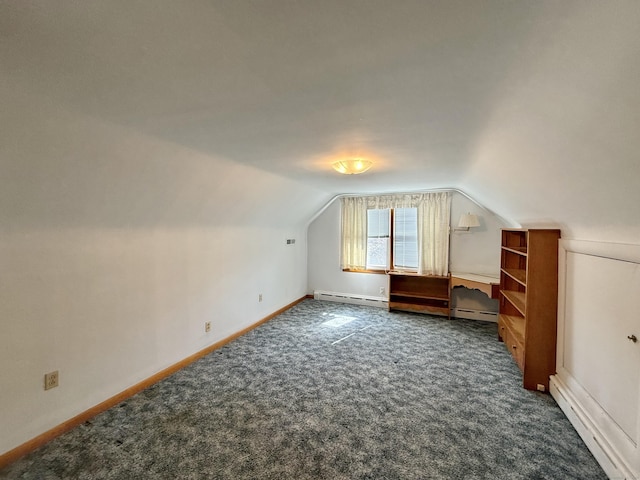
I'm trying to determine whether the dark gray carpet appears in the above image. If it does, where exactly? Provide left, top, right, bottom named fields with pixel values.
left=1, top=299, right=606, bottom=479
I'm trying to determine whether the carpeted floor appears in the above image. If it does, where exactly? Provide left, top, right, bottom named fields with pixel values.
left=1, top=299, right=607, bottom=479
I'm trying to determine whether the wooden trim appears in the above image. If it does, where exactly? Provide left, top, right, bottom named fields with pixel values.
left=388, top=271, right=443, bottom=278
left=341, top=268, right=387, bottom=275
left=450, top=273, right=500, bottom=299
left=0, top=296, right=306, bottom=469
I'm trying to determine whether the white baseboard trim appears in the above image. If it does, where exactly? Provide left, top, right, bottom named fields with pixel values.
left=313, top=290, right=388, bottom=308
left=550, top=375, right=633, bottom=480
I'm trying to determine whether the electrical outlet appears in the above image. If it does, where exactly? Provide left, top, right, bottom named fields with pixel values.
left=205, top=321, right=211, bottom=333
left=44, top=371, right=59, bottom=390
left=259, top=294, right=263, bottom=302
left=379, top=287, right=385, bottom=295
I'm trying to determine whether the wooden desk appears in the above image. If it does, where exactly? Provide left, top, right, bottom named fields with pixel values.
left=450, top=272, right=500, bottom=299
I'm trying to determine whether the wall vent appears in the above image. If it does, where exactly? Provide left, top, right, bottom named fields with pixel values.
left=313, top=290, right=387, bottom=309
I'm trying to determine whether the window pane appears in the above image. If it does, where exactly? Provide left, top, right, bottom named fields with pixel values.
left=393, top=208, right=418, bottom=269
left=367, top=237, right=389, bottom=269
left=367, top=209, right=390, bottom=238
left=366, top=209, right=389, bottom=269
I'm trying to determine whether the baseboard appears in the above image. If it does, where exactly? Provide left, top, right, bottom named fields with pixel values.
left=0, top=296, right=306, bottom=469
left=550, top=375, right=631, bottom=480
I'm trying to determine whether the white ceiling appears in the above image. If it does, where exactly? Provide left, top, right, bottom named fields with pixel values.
left=1, top=1, right=639, bottom=240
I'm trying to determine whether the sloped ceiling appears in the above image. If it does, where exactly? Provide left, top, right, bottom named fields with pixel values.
left=1, top=1, right=639, bottom=240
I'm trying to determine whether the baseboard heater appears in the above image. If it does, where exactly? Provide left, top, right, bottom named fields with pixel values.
left=312, top=292, right=497, bottom=320
left=451, top=308, right=498, bottom=322
left=313, top=290, right=388, bottom=308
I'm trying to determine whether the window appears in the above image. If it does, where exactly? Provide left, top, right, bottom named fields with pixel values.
left=393, top=208, right=418, bottom=270
left=365, top=207, right=418, bottom=271
left=340, top=193, right=451, bottom=276
left=366, top=209, right=390, bottom=269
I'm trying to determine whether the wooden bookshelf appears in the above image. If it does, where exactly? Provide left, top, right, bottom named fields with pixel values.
left=498, top=228, right=561, bottom=391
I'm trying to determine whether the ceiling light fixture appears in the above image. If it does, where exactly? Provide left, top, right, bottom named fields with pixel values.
left=332, top=158, right=373, bottom=175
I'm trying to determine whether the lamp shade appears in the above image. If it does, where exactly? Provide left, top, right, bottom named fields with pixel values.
left=458, top=213, right=480, bottom=228
left=332, top=158, right=373, bottom=175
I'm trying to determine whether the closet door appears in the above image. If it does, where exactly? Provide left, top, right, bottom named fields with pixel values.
left=564, top=252, right=640, bottom=441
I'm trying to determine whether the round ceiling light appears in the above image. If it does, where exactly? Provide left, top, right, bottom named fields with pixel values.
left=332, top=158, right=373, bottom=175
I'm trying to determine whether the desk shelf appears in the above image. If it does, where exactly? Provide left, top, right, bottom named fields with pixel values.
left=388, top=272, right=450, bottom=318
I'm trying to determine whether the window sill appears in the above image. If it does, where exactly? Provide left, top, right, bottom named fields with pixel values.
left=342, top=268, right=388, bottom=275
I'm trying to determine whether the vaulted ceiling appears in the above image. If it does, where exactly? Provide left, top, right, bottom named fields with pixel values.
left=1, top=1, right=639, bottom=241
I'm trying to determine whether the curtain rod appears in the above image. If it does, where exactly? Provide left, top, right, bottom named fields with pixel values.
left=306, top=188, right=517, bottom=228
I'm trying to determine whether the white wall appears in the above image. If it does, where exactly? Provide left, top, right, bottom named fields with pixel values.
left=457, top=2, right=640, bottom=245
left=449, top=192, right=507, bottom=276
left=0, top=225, right=306, bottom=454
left=0, top=91, right=322, bottom=456
left=307, top=190, right=507, bottom=313
left=307, top=199, right=386, bottom=298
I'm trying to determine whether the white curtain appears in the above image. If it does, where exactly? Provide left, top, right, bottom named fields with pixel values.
left=417, top=192, right=451, bottom=276
left=340, top=196, right=367, bottom=270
